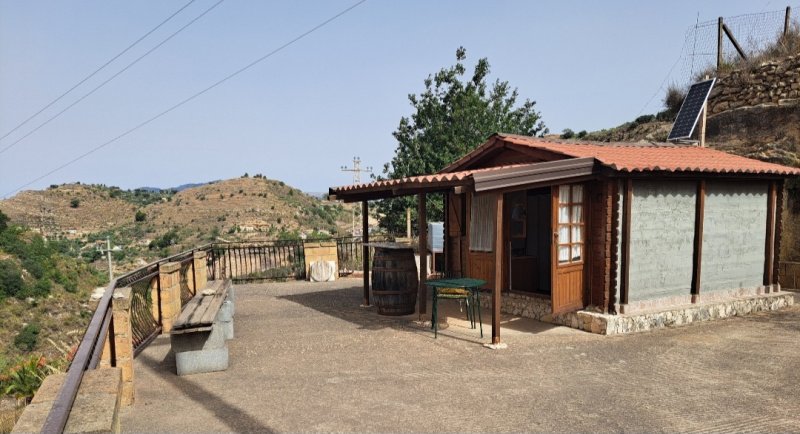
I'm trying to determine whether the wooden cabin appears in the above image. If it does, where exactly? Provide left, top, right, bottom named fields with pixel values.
left=330, top=133, right=800, bottom=342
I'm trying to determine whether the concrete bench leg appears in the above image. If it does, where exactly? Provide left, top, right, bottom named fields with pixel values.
left=171, top=324, right=229, bottom=376
left=218, top=299, right=235, bottom=340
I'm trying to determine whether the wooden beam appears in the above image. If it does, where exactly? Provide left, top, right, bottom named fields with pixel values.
left=774, top=180, right=784, bottom=285
left=442, top=193, right=448, bottom=276
left=607, top=180, right=621, bottom=314
left=492, top=192, right=504, bottom=344
left=691, top=180, right=706, bottom=303
left=619, top=179, right=632, bottom=312
left=362, top=200, right=370, bottom=306
left=722, top=23, right=748, bottom=61
left=764, top=181, right=777, bottom=286
left=417, top=193, right=427, bottom=315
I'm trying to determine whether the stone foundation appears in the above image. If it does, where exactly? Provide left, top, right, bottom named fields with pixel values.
left=481, top=289, right=794, bottom=335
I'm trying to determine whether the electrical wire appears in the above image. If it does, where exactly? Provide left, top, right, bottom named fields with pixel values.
left=2, top=0, right=368, bottom=199
left=0, top=0, right=225, bottom=156
left=0, top=0, right=196, bottom=143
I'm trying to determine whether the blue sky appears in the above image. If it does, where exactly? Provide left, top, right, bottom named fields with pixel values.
left=0, top=0, right=792, bottom=197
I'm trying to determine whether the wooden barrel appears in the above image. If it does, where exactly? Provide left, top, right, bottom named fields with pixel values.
left=371, top=247, right=418, bottom=316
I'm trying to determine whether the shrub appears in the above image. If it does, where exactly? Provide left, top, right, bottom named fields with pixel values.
left=634, top=114, right=655, bottom=125
left=1, top=355, right=59, bottom=402
left=576, top=130, right=587, bottom=139
left=663, top=85, right=687, bottom=115
left=134, top=210, right=146, bottom=222
left=14, top=324, right=40, bottom=352
left=560, top=128, right=575, bottom=139
left=70, top=198, right=80, bottom=208
left=0, top=259, right=25, bottom=298
left=0, top=210, right=7, bottom=232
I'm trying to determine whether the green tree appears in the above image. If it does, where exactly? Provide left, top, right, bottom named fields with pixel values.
left=135, top=210, right=146, bottom=222
left=70, top=198, right=80, bottom=208
left=377, top=47, right=547, bottom=234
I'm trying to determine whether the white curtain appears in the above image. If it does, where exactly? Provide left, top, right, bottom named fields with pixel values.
left=469, top=193, right=496, bottom=252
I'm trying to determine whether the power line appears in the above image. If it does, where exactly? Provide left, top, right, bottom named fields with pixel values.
left=2, top=0, right=369, bottom=199
left=0, top=0, right=196, bottom=143
left=0, top=0, right=225, bottom=156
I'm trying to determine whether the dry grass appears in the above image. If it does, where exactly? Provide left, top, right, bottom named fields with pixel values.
left=0, top=402, right=25, bottom=434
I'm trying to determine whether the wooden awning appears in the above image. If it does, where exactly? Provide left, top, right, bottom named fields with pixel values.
left=329, top=158, right=601, bottom=202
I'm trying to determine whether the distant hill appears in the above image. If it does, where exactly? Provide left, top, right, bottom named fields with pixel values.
left=138, top=181, right=215, bottom=193
left=0, top=175, right=358, bottom=271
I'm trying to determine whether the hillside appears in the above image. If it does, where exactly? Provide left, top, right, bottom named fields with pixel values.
left=0, top=214, right=103, bottom=369
left=0, top=175, right=359, bottom=273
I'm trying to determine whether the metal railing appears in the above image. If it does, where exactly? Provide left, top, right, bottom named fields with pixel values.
left=42, top=244, right=214, bottom=432
left=335, top=235, right=390, bottom=275
left=210, top=240, right=306, bottom=281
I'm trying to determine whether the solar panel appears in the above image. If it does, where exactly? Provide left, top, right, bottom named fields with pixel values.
left=667, top=78, right=716, bottom=141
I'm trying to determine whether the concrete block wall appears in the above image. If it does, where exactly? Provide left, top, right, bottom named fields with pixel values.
left=701, top=181, right=768, bottom=293
left=303, top=241, right=338, bottom=280
left=627, top=180, right=696, bottom=302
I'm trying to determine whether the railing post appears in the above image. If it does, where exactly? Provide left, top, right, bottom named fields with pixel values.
left=193, top=250, right=208, bottom=290
left=112, top=286, right=135, bottom=406
left=158, top=262, right=182, bottom=333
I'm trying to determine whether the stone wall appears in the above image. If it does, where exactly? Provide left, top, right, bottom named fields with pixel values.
left=480, top=288, right=792, bottom=335
left=708, top=54, right=800, bottom=115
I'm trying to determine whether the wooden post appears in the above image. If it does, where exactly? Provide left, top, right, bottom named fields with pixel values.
left=362, top=200, right=370, bottom=306
left=492, top=192, right=504, bottom=344
left=699, top=76, right=709, bottom=147
left=765, top=181, right=777, bottom=287
left=717, top=17, right=724, bottom=70
left=691, top=180, right=706, bottom=303
left=774, top=181, right=784, bottom=286
left=406, top=207, right=412, bottom=239
left=619, top=179, right=632, bottom=313
left=417, top=193, right=427, bottom=315
left=442, top=193, right=448, bottom=276
left=785, top=7, right=792, bottom=37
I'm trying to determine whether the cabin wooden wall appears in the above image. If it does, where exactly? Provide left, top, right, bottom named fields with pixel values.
left=588, top=180, right=615, bottom=312
left=447, top=191, right=498, bottom=289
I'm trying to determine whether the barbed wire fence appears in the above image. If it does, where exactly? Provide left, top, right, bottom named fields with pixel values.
left=637, top=4, right=800, bottom=117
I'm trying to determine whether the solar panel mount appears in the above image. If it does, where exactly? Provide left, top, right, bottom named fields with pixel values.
left=667, top=78, right=716, bottom=142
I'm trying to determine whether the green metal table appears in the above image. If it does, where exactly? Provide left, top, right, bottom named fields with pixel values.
left=426, top=278, right=485, bottom=339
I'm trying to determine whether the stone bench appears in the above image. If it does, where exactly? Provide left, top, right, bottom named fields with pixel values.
left=170, top=279, right=234, bottom=376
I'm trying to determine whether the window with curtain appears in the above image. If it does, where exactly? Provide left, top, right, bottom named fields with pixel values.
left=557, top=184, right=584, bottom=264
left=469, top=193, right=496, bottom=252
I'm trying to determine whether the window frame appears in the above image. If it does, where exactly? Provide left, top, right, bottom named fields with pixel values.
left=556, top=184, right=585, bottom=265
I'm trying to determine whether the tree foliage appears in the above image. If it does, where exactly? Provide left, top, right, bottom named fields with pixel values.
left=377, top=47, right=548, bottom=234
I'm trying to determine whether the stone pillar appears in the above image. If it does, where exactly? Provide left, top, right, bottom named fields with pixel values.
left=303, top=241, right=338, bottom=280
left=193, top=250, right=208, bottom=290
left=112, top=286, right=134, bottom=406
left=158, top=262, right=182, bottom=333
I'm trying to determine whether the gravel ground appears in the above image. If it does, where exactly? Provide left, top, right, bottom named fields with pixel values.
left=121, top=280, right=800, bottom=433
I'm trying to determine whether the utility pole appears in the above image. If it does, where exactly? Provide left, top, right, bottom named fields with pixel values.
left=341, top=157, right=372, bottom=236
left=105, top=237, right=113, bottom=281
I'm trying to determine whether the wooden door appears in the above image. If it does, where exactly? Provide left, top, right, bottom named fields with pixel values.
left=551, top=184, right=585, bottom=314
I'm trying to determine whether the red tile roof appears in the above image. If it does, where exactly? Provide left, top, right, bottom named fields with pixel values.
left=332, top=134, right=799, bottom=197
left=496, top=134, right=800, bottom=175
